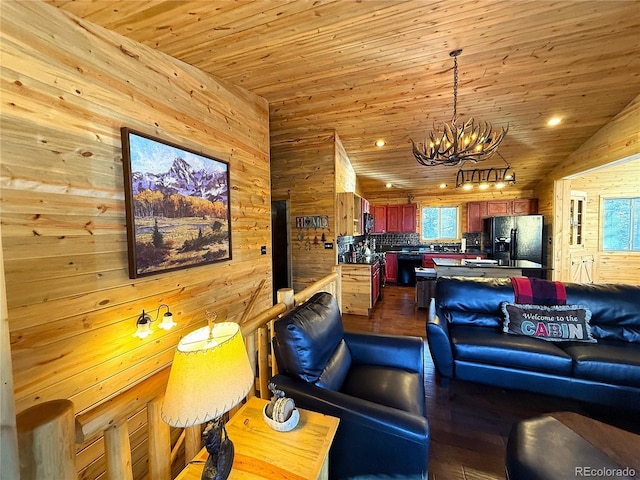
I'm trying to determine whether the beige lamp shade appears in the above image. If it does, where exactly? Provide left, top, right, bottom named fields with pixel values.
left=161, top=322, right=253, bottom=428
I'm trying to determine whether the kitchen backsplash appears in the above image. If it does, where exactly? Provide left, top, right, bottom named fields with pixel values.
left=339, top=233, right=469, bottom=254
left=370, top=233, right=420, bottom=247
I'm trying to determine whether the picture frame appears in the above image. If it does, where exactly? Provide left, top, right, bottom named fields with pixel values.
left=121, top=127, right=232, bottom=278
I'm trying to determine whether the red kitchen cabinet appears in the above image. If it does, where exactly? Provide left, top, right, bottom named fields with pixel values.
left=372, top=204, right=417, bottom=233
left=466, top=201, right=488, bottom=232
left=401, top=204, right=417, bottom=233
left=385, top=253, right=398, bottom=283
left=386, top=205, right=400, bottom=233
left=512, top=198, right=538, bottom=215
left=487, top=200, right=511, bottom=216
left=465, top=199, right=539, bottom=233
left=371, top=205, right=387, bottom=233
left=372, top=261, right=380, bottom=305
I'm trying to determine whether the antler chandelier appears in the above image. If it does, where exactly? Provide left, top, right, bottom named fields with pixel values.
left=411, top=49, right=509, bottom=167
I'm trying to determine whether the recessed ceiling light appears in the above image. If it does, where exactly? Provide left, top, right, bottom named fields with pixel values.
left=547, top=117, right=562, bottom=127
left=385, top=182, right=392, bottom=188
left=439, top=183, right=447, bottom=189
left=375, top=139, right=386, bottom=147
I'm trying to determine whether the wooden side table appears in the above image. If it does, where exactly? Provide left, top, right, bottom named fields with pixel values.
left=176, top=396, right=339, bottom=480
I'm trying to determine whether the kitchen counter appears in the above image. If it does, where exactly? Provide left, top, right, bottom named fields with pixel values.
left=338, top=258, right=379, bottom=265
left=432, top=257, right=543, bottom=278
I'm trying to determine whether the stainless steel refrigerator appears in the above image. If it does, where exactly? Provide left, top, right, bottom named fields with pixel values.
left=482, top=215, right=544, bottom=264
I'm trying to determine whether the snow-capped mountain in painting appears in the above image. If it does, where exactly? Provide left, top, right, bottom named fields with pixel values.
left=132, top=157, right=228, bottom=203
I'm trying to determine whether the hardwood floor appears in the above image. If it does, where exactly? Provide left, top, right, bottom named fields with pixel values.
left=342, top=285, right=639, bottom=480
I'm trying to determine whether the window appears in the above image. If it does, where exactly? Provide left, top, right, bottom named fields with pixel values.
left=421, top=206, right=458, bottom=240
left=602, top=197, right=640, bottom=251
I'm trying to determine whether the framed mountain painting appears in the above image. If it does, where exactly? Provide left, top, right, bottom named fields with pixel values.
left=121, top=127, right=232, bottom=278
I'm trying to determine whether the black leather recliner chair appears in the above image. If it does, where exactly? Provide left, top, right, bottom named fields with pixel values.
left=270, top=291, right=429, bottom=480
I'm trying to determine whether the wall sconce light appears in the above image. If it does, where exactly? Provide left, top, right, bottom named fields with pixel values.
left=134, top=304, right=176, bottom=339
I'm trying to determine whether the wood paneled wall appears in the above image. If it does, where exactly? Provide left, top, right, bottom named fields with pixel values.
left=535, top=94, right=640, bottom=283
left=335, top=132, right=357, bottom=194
left=271, top=131, right=357, bottom=290
left=271, top=133, right=337, bottom=290
left=570, top=158, right=640, bottom=285
left=1, top=2, right=271, bottom=478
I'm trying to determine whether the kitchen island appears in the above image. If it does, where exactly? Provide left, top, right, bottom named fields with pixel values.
left=432, top=257, right=544, bottom=278
left=338, top=259, right=382, bottom=315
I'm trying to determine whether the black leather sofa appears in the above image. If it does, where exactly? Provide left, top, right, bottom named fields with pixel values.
left=427, top=277, right=640, bottom=409
left=271, top=291, right=429, bottom=480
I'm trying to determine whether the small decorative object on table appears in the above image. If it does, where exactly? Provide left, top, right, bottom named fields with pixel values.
left=263, top=382, right=299, bottom=432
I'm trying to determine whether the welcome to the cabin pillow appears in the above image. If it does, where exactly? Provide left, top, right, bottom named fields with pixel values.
left=501, top=302, right=596, bottom=343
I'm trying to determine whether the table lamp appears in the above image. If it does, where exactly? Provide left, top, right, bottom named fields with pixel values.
left=161, top=321, right=253, bottom=480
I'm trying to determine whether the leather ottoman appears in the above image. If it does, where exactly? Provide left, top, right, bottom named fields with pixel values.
left=505, top=412, right=640, bottom=480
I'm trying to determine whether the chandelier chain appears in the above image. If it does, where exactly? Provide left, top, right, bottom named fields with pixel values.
left=452, top=54, right=458, bottom=121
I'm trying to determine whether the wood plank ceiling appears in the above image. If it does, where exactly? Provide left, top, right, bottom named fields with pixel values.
left=50, top=0, right=640, bottom=195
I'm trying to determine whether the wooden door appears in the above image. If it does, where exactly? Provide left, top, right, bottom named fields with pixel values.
left=570, top=252, right=594, bottom=283
left=271, top=200, right=291, bottom=300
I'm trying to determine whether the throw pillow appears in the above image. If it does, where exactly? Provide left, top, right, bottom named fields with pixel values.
left=501, top=302, right=596, bottom=343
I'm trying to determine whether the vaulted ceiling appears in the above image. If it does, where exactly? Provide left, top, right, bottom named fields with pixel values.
left=51, top=0, right=640, bottom=195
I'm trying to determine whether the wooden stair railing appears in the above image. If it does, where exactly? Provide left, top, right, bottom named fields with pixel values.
left=69, top=269, right=341, bottom=480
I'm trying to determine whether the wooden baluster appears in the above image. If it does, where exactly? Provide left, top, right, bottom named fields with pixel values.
left=104, top=417, right=133, bottom=480
left=257, top=325, right=270, bottom=398
left=148, top=395, right=171, bottom=480
left=16, top=399, right=77, bottom=480
left=184, top=425, right=202, bottom=467
left=273, top=287, right=296, bottom=377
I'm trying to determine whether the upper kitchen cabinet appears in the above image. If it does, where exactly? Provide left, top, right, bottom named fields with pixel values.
left=466, top=199, right=538, bottom=232
left=401, top=204, right=417, bottom=233
left=467, top=201, right=488, bottom=232
left=371, top=205, right=387, bottom=233
left=337, top=192, right=370, bottom=236
left=486, top=200, right=511, bottom=216
left=512, top=198, right=539, bottom=215
left=371, top=203, right=417, bottom=233
left=386, top=205, right=400, bottom=232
